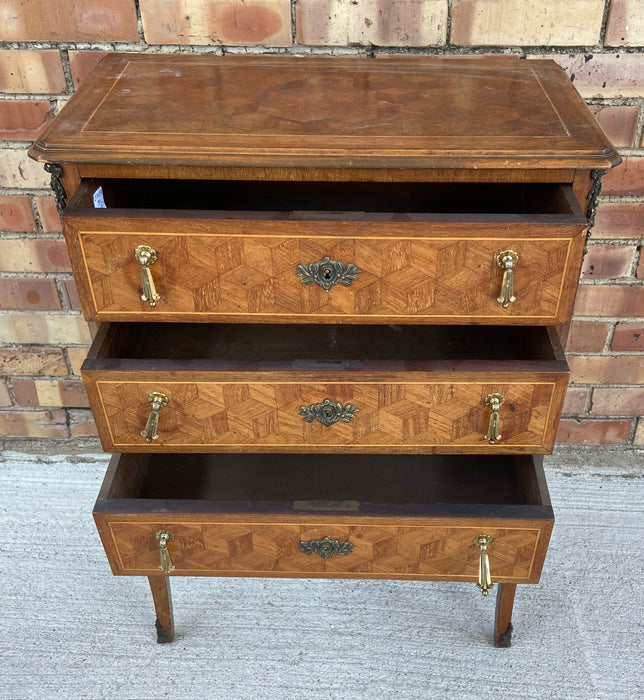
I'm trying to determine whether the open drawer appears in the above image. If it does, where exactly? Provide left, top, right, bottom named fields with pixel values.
left=63, top=179, right=586, bottom=324
left=82, top=323, right=569, bottom=454
left=93, top=452, right=554, bottom=584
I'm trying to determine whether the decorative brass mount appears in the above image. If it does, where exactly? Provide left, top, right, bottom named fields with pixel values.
left=297, top=255, right=361, bottom=291
left=299, top=536, right=355, bottom=559
left=484, top=393, right=504, bottom=444
left=300, top=398, right=359, bottom=426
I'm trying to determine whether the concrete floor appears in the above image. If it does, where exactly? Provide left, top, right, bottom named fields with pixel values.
left=1, top=447, right=642, bottom=700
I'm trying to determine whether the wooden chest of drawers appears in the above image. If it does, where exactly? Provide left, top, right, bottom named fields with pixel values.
left=29, top=54, right=618, bottom=647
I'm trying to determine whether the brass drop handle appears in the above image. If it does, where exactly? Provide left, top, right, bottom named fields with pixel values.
left=484, top=392, right=504, bottom=444
left=141, top=392, right=169, bottom=443
left=496, top=250, right=518, bottom=308
left=135, top=245, right=161, bottom=307
left=156, top=530, right=175, bottom=574
left=474, top=534, right=494, bottom=596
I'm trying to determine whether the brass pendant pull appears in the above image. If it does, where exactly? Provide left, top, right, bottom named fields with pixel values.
left=156, top=530, right=175, bottom=574
left=484, top=393, right=504, bottom=444
left=135, top=245, right=161, bottom=307
left=141, top=392, right=169, bottom=443
left=299, top=536, right=355, bottom=559
left=300, top=398, right=359, bottom=426
left=496, top=250, right=518, bottom=308
left=474, top=535, right=494, bottom=596
left=297, top=255, right=361, bottom=291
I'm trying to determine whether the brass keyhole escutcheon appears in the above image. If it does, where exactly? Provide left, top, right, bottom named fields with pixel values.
left=300, top=399, right=359, bottom=426
left=297, top=256, right=361, bottom=291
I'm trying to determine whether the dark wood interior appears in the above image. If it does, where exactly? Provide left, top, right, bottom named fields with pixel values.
left=69, top=179, right=583, bottom=218
left=98, top=452, right=551, bottom=517
left=89, top=323, right=561, bottom=364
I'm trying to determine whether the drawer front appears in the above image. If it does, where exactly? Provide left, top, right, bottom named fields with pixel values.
left=64, top=219, right=585, bottom=324
left=84, top=378, right=567, bottom=453
left=97, top=519, right=550, bottom=584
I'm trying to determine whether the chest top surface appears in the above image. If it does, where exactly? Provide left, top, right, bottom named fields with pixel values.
left=29, top=53, right=618, bottom=170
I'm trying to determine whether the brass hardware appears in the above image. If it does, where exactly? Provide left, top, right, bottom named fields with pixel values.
left=300, top=398, right=359, bottom=426
left=484, top=393, right=504, bottom=444
left=135, top=245, right=161, bottom=307
left=587, top=168, right=608, bottom=236
left=141, top=392, right=169, bottom=443
left=44, top=163, right=66, bottom=213
left=156, top=530, right=175, bottom=574
left=297, top=255, right=361, bottom=291
left=474, top=535, right=494, bottom=596
left=496, top=250, right=518, bottom=308
left=299, top=536, right=355, bottom=559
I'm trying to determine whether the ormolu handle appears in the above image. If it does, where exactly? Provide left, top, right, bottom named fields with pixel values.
left=484, top=393, right=504, bottom=444
left=496, top=250, right=518, bottom=308
left=474, top=534, right=494, bottom=596
left=141, top=392, right=169, bottom=443
left=156, top=530, right=175, bottom=574
left=135, top=245, right=161, bottom=307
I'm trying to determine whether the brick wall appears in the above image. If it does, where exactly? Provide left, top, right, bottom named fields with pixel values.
left=0, top=0, right=642, bottom=449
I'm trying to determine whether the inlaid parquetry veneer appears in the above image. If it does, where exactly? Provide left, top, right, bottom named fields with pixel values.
left=28, top=53, right=619, bottom=648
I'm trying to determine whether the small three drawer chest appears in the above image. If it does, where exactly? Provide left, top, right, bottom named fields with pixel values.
left=29, top=54, right=619, bottom=646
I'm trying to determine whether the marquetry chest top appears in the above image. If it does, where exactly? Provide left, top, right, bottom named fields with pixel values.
left=29, top=54, right=618, bottom=172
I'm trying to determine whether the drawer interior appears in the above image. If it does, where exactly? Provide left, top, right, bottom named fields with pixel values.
left=69, top=178, right=584, bottom=219
left=97, top=452, right=552, bottom=518
left=88, top=323, right=564, bottom=366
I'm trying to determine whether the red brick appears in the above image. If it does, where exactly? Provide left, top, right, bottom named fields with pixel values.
left=587, top=105, right=640, bottom=148
left=62, top=280, right=82, bottom=311
left=1, top=0, right=139, bottom=42
left=603, top=156, right=644, bottom=196
left=536, top=53, right=644, bottom=99
left=140, top=0, right=292, bottom=46
left=638, top=255, right=643, bottom=280
left=573, top=285, right=644, bottom=317
left=0, top=409, right=68, bottom=438
left=611, top=322, right=644, bottom=351
left=34, top=196, right=62, bottom=233
left=12, top=379, right=89, bottom=408
left=581, top=245, right=636, bottom=279
left=556, top=418, right=632, bottom=445
left=69, top=409, right=98, bottom=437
left=0, top=238, right=70, bottom=273
left=0, top=195, right=36, bottom=232
left=0, top=100, right=53, bottom=140
left=634, top=418, right=644, bottom=445
left=0, top=50, right=66, bottom=94
left=591, top=387, right=644, bottom=416
left=568, top=355, right=644, bottom=384
left=0, top=380, right=11, bottom=407
left=66, top=348, right=88, bottom=376
left=297, top=0, right=447, bottom=46
left=605, top=0, right=644, bottom=47
left=0, top=347, right=67, bottom=375
left=562, top=387, right=588, bottom=414
left=566, top=320, right=610, bottom=352
left=593, top=202, right=643, bottom=240
left=68, top=52, right=109, bottom=89
left=451, top=0, right=603, bottom=46
left=0, top=278, right=61, bottom=310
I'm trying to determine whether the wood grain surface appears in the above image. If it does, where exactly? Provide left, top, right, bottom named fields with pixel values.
left=29, top=54, right=618, bottom=170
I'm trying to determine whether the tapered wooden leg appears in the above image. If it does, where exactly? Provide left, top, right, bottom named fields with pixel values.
left=494, top=583, right=516, bottom=648
left=148, top=576, right=174, bottom=644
